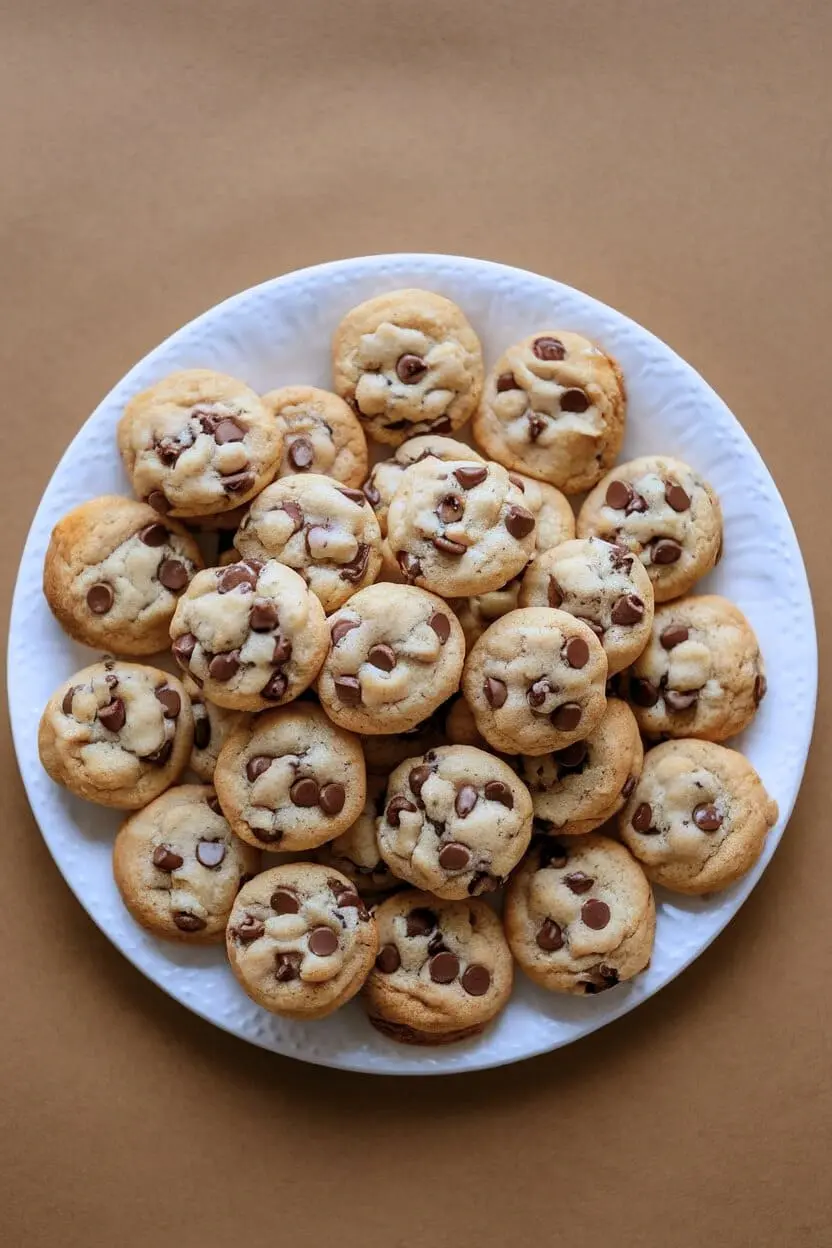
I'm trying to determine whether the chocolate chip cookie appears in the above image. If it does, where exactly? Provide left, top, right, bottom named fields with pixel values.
left=332, top=289, right=484, bottom=446
left=117, top=369, right=282, bottom=517
left=227, top=864, right=378, bottom=1019
left=519, top=699, right=643, bottom=836
left=170, top=557, right=328, bottom=711
left=317, top=584, right=465, bottom=735
left=519, top=537, right=655, bottom=675
left=619, top=739, right=778, bottom=894
left=234, top=473, right=382, bottom=612
left=377, top=745, right=533, bottom=899
left=361, top=703, right=449, bottom=774
left=461, top=607, right=608, bottom=756
left=505, top=835, right=655, bottom=994
left=38, top=661, right=193, bottom=808
left=43, top=495, right=203, bottom=656
left=315, top=774, right=400, bottom=897
left=363, top=890, right=513, bottom=1044
left=183, top=675, right=243, bottom=782
left=362, top=434, right=484, bottom=536
left=472, top=331, right=625, bottom=493
left=577, top=455, right=722, bottom=602
left=265, top=385, right=368, bottom=487
left=213, top=702, right=366, bottom=850
left=386, top=458, right=537, bottom=597
left=628, top=595, right=766, bottom=741
left=113, top=784, right=260, bottom=941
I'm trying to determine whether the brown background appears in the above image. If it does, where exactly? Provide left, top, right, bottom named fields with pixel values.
left=1, top=2, right=830, bottom=1245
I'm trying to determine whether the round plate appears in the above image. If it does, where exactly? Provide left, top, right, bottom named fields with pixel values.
left=8, top=255, right=817, bottom=1074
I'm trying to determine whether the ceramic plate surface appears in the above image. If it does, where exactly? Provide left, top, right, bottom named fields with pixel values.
left=8, top=255, right=817, bottom=1074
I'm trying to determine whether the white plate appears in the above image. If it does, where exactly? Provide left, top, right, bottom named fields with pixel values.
left=8, top=254, right=817, bottom=1074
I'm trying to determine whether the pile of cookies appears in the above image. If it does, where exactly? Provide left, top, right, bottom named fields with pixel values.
left=37, top=288, right=778, bottom=1046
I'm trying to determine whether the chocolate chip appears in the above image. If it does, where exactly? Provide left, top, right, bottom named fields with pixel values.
left=454, top=786, right=478, bottom=818
left=555, top=741, right=588, bottom=770
left=754, top=674, right=767, bottom=704
left=527, top=678, right=552, bottom=709
left=408, top=765, right=432, bottom=800
left=527, top=413, right=547, bottom=441
left=560, top=388, right=589, bottom=413
left=665, top=482, right=691, bottom=512
left=536, top=919, right=564, bottom=951
left=660, top=624, right=689, bottom=649
left=461, top=964, right=491, bottom=996
left=632, top=802, right=653, bottom=832
left=290, top=777, right=320, bottom=807
left=664, top=689, right=698, bottom=712
left=309, top=927, right=338, bottom=957
left=157, top=559, right=188, bottom=591
left=396, top=551, right=422, bottom=580
left=693, top=803, right=723, bottom=831
left=209, top=651, right=240, bottom=682
left=172, top=632, right=197, bottom=667
left=363, top=481, right=381, bottom=507
left=155, top=685, right=181, bottom=718
left=496, top=372, right=519, bottom=391
left=484, top=677, right=507, bottom=708
left=628, top=494, right=651, bottom=517
left=376, top=944, right=401, bottom=973
left=386, top=796, right=417, bottom=827
left=319, top=783, right=346, bottom=815
left=439, top=842, right=472, bottom=870
left=429, top=612, right=451, bottom=643
left=61, top=686, right=80, bottom=715
left=630, top=677, right=660, bottom=707
left=433, top=535, right=466, bottom=556
left=288, top=436, right=314, bottom=470
left=368, top=643, right=396, bottom=671
left=86, top=583, right=113, bottom=614
left=218, top=563, right=258, bottom=594
left=331, top=618, right=360, bottom=645
left=142, top=739, right=173, bottom=765
left=275, top=951, right=302, bottom=982
left=152, top=844, right=183, bottom=871
left=429, top=951, right=460, bottom=983
left=437, top=496, right=465, bottom=528
left=454, top=465, right=488, bottom=490
left=551, top=702, right=581, bottom=731
left=484, top=780, right=513, bottom=808
left=582, top=965, right=620, bottom=993
left=147, top=490, right=171, bottom=514
left=236, top=915, right=265, bottom=943
left=271, top=888, right=299, bottom=914
left=223, top=471, right=255, bottom=494
left=280, top=500, right=304, bottom=532
left=196, top=840, right=226, bottom=869
left=250, top=600, right=279, bottom=631
left=98, top=697, right=126, bottom=732
left=211, top=417, right=245, bottom=445
left=396, top=354, right=427, bottom=383
left=564, top=636, right=590, bottom=668
left=611, top=595, right=644, bottom=626
left=532, top=336, right=566, bottom=361
left=261, top=671, right=289, bottom=701
left=610, top=544, right=634, bottom=572
left=548, top=577, right=563, bottom=607
left=582, top=899, right=610, bottom=929
left=334, top=675, right=362, bottom=705
left=504, top=505, right=535, bottom=540
left=605, top=480, right=632, bottom=510
left=565, top=871, right=594, bottom=894
left=405, top=908, right=436, bottom=937
left=138, top=523, right=168, bottom=547
left=652, top=538, right=682, bottom=565
left=174, top=912, right=207, bottom=932
left=246, top=756, right=273, bottom=782
left=622, top=775, right=636, bottom=798
left=507, top=473, right=525, bottom=493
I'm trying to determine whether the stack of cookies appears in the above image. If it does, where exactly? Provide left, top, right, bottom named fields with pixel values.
left=38, top=288, right=778, bottom=1047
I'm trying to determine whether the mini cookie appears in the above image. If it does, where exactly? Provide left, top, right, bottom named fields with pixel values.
left=227, top=864, right=378, bottom=1020
left=170, top=557, right=328, bottom=711
left=619, top=739, right=778, bottom=894
left=117, top=369, right=281, bottom=517
left=363, top=890, right=513, bottom=1044
left=315, top=775, right=400, bottom=897
left=113, top=785, right=260, bottom=941
left=387, top=458, right=536, bottom=597
left=361, top=704, right=449, bottom=774
left=318, top=584, right=465, bottom=735
left=214, top=702, right=365, bottom=850
left=628, top=595, right=766, bottom=742
left=332, top=288, right=484, bottom=446
left=519, top=700, right=643, bottom=836
left=505, top=835, right=655, bottom=994
left=519, top=537, right=655, bottom=675
left=235, top=474, right=382, bottom=612
left=377, top=745, right=533, bottom=898
left=452, top=574, right=524, bottom=650
left=461, top=608, right=608, bottom=756
left=43, top=495, right=203, bottom=656
left=265, top=386, right=368, bottom=488
left=577, top=455, right=722, bottom=602
left=362, top=435, right=484, bottom=536
left=183, top=675, right=243, bottom=782
left=38, top=661, right=192, bottom=809
left=472, top=331, right=625, bottom=493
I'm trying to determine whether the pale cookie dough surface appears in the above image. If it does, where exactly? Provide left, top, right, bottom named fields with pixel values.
left=183, top=675, right=243, bottom=782
left=332, top=288, right=484, bottom=447
left=577, top=455, right=723, bottom=603
left=317, top=584, right=465, bottom=735
left=38, top=661, right=193, bottom=809
left=113, top=785, right=260, bottom=942
left=363, top=434, right=483, bottom=536
left=213, top=703, right=366, bottom=850
left=117, top=369, right=281, bottom=517
left=505, top=835, right=655, bottom=994
left=315, top=775, right=400, bottom=896
left=619, top=739, right=778, bottom=894
left=43, top=495, right=204, bottom=656
left=170, top=558, right=328, bottom=711
left=520, top=537, right=655, bottom=675
left=628, top=594, right=766, bottom=742
left=377, top=746, right=533, bottom=899
left=265, top=385, right=368, bottom=487
left=235, top=473, right=382, bottom=612
left=520, top=699, right=643, bottom=835
left=387, top=458, right=536, bottom=597
left=462, top=608, right=608, bottom=756
left=472, top=331, right=625, bottom=494
left=363, top=890, right=513, bottom=1044
left=226, top=864, right=378, bottom=1020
